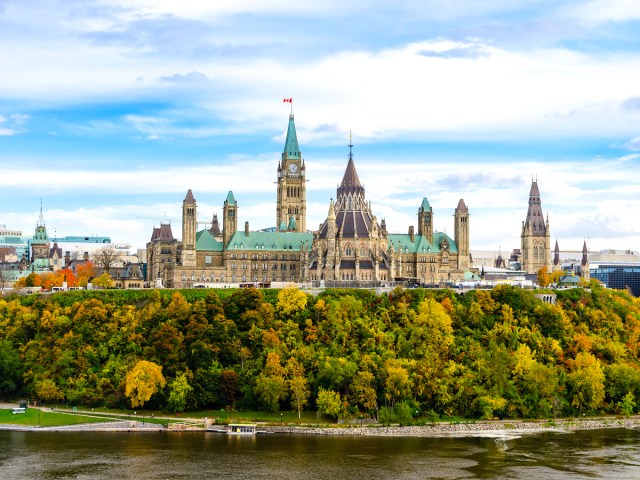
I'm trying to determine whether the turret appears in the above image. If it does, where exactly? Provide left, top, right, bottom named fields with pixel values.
left=418, top=197, right=433, bottom=243
left=454, top=199, right=470, bottom=270
left=181, top=189, right=197, bottom=267
left=223, top=191, right=237, bottom=247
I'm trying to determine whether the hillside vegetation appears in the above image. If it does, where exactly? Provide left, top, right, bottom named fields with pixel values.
left=1, top=284, right=639, bottom=422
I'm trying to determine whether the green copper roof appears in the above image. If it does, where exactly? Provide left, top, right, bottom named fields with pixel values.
left=419, top=198, right=431, bottom=213
left=31, top=225, right=48, bottom=245
left=283, top=114, right=301, bottom=160
left=287, top=215, right=297, bottom=230
left=387, top=232, right=458, bottom=254
left=227, top=230, right=313, bottom=251
left=196, top=230, right=224, bottom=252
left=225, top=191, right=236, bottom=206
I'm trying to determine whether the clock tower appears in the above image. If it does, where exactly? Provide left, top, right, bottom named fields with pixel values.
left=276, top=114, right=306, bottom=232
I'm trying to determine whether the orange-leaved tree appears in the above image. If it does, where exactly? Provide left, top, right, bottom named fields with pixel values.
left=76, top=261, right=97, bottom=287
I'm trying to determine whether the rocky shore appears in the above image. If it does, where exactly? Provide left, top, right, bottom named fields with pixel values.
left=2, top=417, right=639, bottom=436
left=263, top=417, right=640, bottom=437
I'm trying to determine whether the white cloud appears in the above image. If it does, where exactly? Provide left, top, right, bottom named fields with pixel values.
left=574, top=0, right=640, bottom=24
left=0, top=112, right=29, bottom=135
left=626, top=136, right=640, bottom=151
left=3, top=152, right=639, bottom=252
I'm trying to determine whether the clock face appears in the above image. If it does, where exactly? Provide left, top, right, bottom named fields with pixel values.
left=288, top=163, right=298, bottom=173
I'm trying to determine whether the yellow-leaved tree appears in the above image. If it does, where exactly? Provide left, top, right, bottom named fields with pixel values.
left=125, top=360, right=166, bottom=408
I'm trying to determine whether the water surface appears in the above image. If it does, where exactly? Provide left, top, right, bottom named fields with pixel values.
left=1, top=428, right=640, bottom=479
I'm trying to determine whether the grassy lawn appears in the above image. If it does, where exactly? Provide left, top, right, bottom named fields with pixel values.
left=0, top=406, right=330, bottom=427
left=0, top=408, right=115, bottom=427
left=66, top=405, right=325, bottom=425
left=185, top=409, right=324, bottom=424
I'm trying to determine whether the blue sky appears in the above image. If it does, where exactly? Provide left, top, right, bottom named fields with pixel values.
left=1, top=0, right=640, bottom=254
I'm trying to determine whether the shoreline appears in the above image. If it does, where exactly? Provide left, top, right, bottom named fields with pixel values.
left=2, top=417, right=640, bottom=437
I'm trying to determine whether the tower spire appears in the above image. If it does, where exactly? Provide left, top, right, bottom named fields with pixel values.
left=282, top=113, right=301, bottom=160
left=348, top=130, right=353, bottom=161
left=38, top=198, right=45, bottom=227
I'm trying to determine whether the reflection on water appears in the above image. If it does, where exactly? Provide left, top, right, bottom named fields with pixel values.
left=1, top=428, right=640, bottom=479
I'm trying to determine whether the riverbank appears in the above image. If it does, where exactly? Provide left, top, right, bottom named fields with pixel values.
left=2, top=415, right=640, bottom=437
left=266, top=417, right=640, bottom=437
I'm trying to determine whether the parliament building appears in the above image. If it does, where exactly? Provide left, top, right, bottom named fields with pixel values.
left=146, top=115, right=472, bottom=288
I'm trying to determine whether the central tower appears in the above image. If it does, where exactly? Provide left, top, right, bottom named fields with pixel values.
left=521, top=179, right=551, bottom=274
left=276, top=114, right=306, bottom=232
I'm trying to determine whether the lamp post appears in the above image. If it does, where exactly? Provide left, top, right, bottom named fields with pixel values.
left=359, top=415, right=363, bottom=427
left=280, top=413, right=283, bottom=426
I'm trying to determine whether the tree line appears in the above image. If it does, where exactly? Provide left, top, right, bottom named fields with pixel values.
left=1, top=283, right=640, bottom=422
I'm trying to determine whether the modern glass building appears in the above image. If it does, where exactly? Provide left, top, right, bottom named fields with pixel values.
left=590, top=263, right=640, bottom=297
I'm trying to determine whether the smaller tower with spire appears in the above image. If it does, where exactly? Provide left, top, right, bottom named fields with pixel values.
left=418, top=198, right=433, bottom=243
left=454, top=199, right=470, bottom=270
left=181, top=189, right=197, bottom=267
left=31, top=200, right=51, bottom=270
left=552, top=239, right=561, bottom=272
left=223, top=191, right=238, bottom=247
left=581, top=240, right=590, bottom=281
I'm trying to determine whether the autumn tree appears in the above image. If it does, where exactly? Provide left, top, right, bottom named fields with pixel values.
left=568, top=352, right=605, bottom=414
left=276, top=287, right=308, bottom=320
left=125, top=360, right=166, bottom=408
left=35, top=379, right=63, bottom=403
left=94, top=246, right=123, bottom=274
left=286, top=357, right=309, bottom=418
left=40, top=272, right=63, bottom=291
left=254, top=352, right=287, bottom=412
left=24, top=272, right=42, bottom=288
left=76, top=261, right=97, bottom=287
left=57, top=268, right=78, bottom=287
left=92, top=273, right=113, bottom=289
left=537, top=266, right=550, bottom=287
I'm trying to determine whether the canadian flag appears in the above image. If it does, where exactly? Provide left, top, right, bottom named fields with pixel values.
left=283, top=98, right=292, bottom=103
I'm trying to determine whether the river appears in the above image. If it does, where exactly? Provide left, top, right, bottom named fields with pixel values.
left=1, top=428, right=640, bottom=479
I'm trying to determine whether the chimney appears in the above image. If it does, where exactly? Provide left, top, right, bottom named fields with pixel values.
left=409, top=226, right=415, bottom=242
left=244, top=221, right=249, bottom=237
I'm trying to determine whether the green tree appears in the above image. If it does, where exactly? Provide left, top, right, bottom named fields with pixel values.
left=254, top=352, right=287, bottom=412
left=286, top=357, right=309, bottom=419
left=317, top=388, right=343, bottom=420
left=619, top=392, right=636, bottom=416
left=125, top=360, right=166, bottom=408
left=0, top=340, right=23, bottom=397
left=167, top=372, right=193, bottom=413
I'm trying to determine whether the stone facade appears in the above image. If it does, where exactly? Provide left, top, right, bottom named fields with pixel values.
left=520, top=180, right=551, bottom=274
left=146, top=115, right=472, bottom=288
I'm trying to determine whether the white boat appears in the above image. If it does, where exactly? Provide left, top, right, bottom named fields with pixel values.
left=227, top=424, right=257, bottom=435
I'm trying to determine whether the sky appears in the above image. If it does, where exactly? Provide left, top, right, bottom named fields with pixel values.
left=1, top=0, right=640, bottom=255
